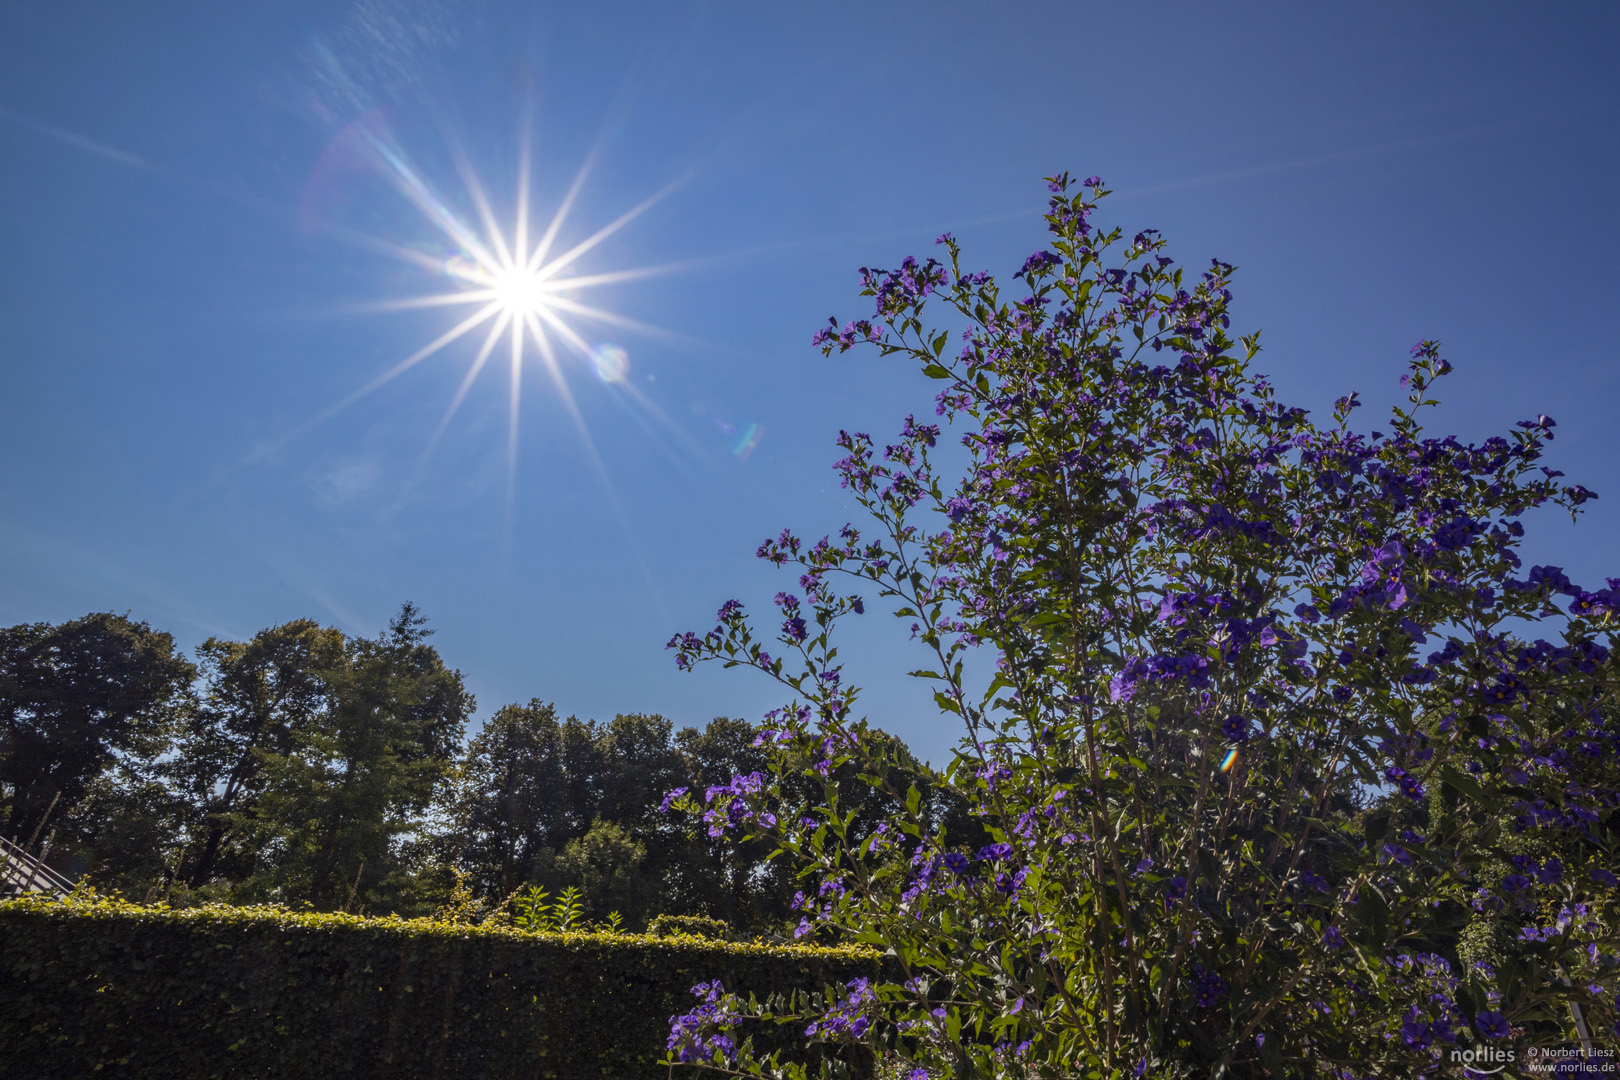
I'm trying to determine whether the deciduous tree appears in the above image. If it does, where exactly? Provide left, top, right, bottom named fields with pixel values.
left=0, top=612, right=193, bottom=848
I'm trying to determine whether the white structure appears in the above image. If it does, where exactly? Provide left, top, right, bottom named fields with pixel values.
left=0, top=834, right=74, bottom=899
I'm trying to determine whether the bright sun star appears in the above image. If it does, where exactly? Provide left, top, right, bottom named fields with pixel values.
left=489, top=265, right=549, bottom=317
left=302, top=117, right=682, bottom=484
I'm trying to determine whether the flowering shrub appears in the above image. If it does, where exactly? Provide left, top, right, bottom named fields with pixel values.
left=665, top=174, right=1620, bottom=1078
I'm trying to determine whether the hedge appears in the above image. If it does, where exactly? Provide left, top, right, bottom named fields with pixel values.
left=0, top=895, right=885, bottom=1079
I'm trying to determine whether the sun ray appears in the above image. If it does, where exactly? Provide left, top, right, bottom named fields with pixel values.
left=531, top=302, right=595, bottom=357
left=352, top=300, right=502, bottom=391
left=523, top=311, right=579, bottom=416
left=525, top=147, right=598, bottom=273
left=299, top=300, right=502, bottom=437
left=541, top=259, right=695, bottom=291
left=525, top=310, right=616, bottom=492
left=448, top=136, right=513, bottom=270
left=524, top=299, right=707, bottom=465
left=424, top=310, right=512, bottom=459
left=504, top=311, right=525, bottom=522
left=323, top=290, right=501, bottom=316
left=521, top=311, right=674, bottom=628
left=514, top=116, right=531, bottom=280
left=534, top=178, right=681, bottom=282
left=539, top=293, right=696, bottom=344
left=359, top=127, right=504, bottom=274
left=316, top=224, right=464, bottom=275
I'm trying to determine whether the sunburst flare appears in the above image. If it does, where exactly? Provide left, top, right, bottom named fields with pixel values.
left=295, top=116, right=689, bottom=489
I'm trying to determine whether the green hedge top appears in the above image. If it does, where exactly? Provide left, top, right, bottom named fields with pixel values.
left=0, top=892, right=870, bottom=956
left=0, top=894, right=883, bottom=1080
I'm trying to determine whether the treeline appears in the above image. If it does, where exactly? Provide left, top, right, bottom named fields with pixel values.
left=0, top=606, right=934, bottom=932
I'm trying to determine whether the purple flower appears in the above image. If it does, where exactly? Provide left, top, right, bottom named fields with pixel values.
left=1400, top=1006, right=1432, bottom=1049
left=994, top=868, right=1028, bottom=895
left=1590, top=868, right=1618, bottom=888
left=1474, top=1011, right=1509, bottom=1040
left=1016, top=250, right=1061, bottom=280
left=1322, top=926, right=1346, bottom=949
left=659, top=787, right=689, bottom=813
left=942, top=852, right=972, bottom=875
left=1382, top=843, right=1414, bottom=867
left=1298, top=871, right=1330, bottom=893
left=1193, top=965, right=1228, bottom=1008
left=1384, top=765, right=1426, bottom=801
left=1527, top=564, right=1574, bottom=594
left=667, top=981, right=740, bottom=1064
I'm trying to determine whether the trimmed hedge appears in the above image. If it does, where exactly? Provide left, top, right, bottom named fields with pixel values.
left=0, top=896, right=883, bottom=1079
left=646, top=914, right=736, bottom=940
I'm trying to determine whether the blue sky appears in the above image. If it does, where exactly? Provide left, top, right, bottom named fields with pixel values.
left=2, top=1, right=1617, bottom=765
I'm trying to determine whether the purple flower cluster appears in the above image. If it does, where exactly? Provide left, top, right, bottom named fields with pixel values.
left=697, top=771, right=775, bottom=838
left=667, top=981, right=740, bottom=1064
left=812, top=316, right=881, bottom=351
left=665, top=170, right=1620, bottom=1078
left=804, top=978, right=877, bottom=1041
left=1192, top=965, right=1228, bottom=1008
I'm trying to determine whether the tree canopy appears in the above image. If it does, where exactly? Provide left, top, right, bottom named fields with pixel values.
left=1, top=612, right=193, bottom=850
left=0, top=605, right=871, bottom=932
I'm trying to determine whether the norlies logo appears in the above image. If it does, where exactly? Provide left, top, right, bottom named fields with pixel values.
left=1450, top=1046, right=1515, bottom=1074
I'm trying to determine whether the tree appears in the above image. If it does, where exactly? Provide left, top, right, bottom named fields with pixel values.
left=0, top=612, right=193, bottom=848
left=597, top=712, right=688, bottom=836
left=244, top=603, right=472, bottom=911
left=445, top=709, right=799, bottom=930
left=665, top=175, right=1620, bottom=1077
left=445, top=699, right=602, bottom=898
left=170, top=619, right=345, bottom=887
left=555, top=817, right=655, bottom=923
left=62, top=755, right=189, bottom=896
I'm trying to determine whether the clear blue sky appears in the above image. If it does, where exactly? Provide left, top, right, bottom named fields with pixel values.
left=2, top=2, right=1617, bottom=765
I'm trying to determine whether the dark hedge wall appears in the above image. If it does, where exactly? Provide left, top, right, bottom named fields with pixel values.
left=0, top=896, right=883, bottom=1080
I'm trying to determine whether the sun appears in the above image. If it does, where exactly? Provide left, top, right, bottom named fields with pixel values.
left=490, top=265, right=549, bottom=318
left=298, top=116, right=684, bottom=482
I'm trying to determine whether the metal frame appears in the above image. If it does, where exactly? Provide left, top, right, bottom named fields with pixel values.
left=0, top=833, right=75, bottom=899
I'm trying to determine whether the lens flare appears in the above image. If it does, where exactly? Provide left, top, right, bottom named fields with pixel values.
left=1220, top=749, right=1240, bottom=773
left=691, top=404, right=764, bottom=463
left=590, top=342, right=629, bottom=383
left=731, top=422, right=762, bottom=461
